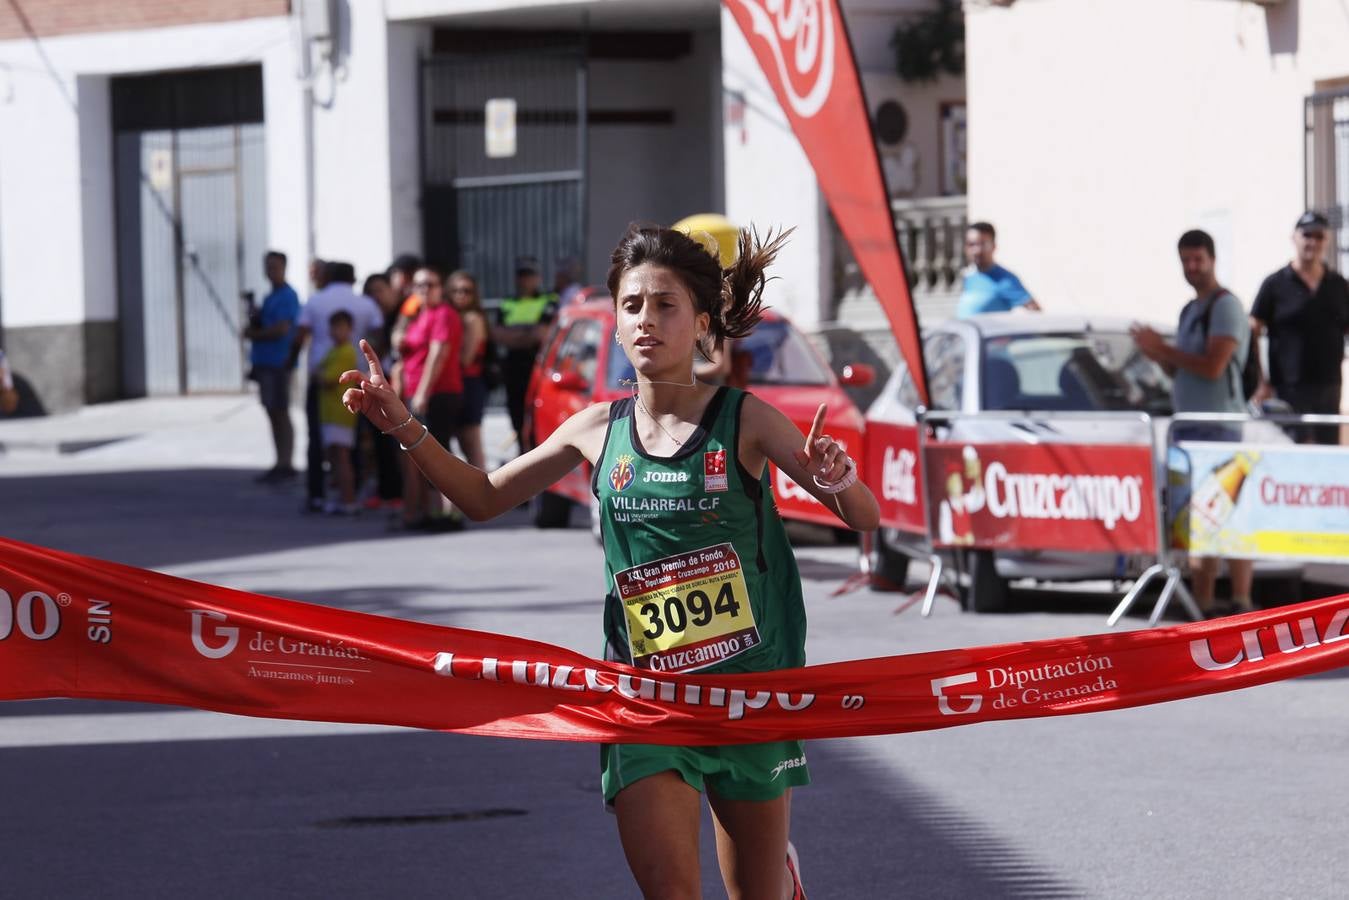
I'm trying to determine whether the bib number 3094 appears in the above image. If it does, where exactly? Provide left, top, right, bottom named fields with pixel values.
left=637, top=581, right=741, bottom=640
left=615, top=543, right=760, bottom=673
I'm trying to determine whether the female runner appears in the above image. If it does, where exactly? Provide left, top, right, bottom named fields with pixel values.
left=342, top=224, right=879, bottom=899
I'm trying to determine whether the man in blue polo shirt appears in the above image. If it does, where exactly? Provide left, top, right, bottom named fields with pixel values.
left=244, top=250, right=301, bottom=482
left=956, top=221, right=1041, bottom=318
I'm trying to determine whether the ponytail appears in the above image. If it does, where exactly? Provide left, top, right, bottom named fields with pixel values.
left=714, top=226, right=792, bottom=343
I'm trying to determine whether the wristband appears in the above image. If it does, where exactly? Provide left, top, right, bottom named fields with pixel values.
left=383, top=413, right=415, bottom=436
left=813, top=456, right=858, bottom=494
left=400, top=424, right=431, bottom=452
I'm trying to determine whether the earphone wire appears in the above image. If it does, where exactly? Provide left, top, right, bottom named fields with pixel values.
left=623, top=368, right=699, bottom=447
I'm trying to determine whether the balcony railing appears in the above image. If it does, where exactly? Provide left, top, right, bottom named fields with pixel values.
left=829, top=195, right=967, bottom=372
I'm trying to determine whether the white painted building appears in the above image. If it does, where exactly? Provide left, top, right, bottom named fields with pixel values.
left=965, top=0, right=1349, bottom=330
left=0, top=0, right=961, bottom=411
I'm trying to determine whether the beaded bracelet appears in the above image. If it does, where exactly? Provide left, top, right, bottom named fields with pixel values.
left=813, top=456, right=858, bottom=494
left=400, top=424, right=431, bottom=452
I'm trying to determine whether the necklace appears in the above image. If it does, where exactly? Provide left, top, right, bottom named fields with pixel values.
left=635, top=393, right=693, bottom=449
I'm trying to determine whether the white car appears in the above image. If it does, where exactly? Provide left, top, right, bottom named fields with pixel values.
left=864, top=313, right=1294, bottom=612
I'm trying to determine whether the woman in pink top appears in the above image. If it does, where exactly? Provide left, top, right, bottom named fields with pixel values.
left=396, top=265, right=463, bottom=529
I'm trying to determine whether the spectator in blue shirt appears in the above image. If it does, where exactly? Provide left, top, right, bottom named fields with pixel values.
left=244, top=250, right=301, bottom=482
left=956, top=222, right=1041, bottom=318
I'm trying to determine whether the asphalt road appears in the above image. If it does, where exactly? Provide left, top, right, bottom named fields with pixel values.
left=2, top=399, right=1347, bottom=898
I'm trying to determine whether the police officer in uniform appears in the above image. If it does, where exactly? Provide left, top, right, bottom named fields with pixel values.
left=493, top=256, right=558, bottom=454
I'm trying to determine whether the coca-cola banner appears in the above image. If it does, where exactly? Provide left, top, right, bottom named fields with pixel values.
left=1172, top=442, right=1349, bottom=560
left=6, top=539, right=1349, bottom=743
left=723, top=0, right=927, bottom=405
left=865, top=421, right=926, bottom=534
left=924, top=442, right=1157, bottom=553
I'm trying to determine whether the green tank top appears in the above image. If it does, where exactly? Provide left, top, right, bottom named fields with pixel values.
left=593, top=386, right=805, bottom=675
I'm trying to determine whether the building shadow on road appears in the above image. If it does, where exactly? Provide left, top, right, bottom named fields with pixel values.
left=797, top=739, right=1084, bottom=898
left=0, top=728, right=1084, bottom=898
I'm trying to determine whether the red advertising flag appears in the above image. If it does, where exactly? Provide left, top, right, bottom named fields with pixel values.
left=4, top=538, right=1349, bottom=744
left=723, top=0, right=928, bottom=404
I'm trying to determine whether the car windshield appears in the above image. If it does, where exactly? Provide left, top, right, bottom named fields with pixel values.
left=982, top=332, right=1173, bottom=414
left=606, top=319, right=832, bottom=389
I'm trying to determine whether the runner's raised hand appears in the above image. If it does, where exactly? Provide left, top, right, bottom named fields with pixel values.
left=794, top=403, right=846, bottom=483
left=340, top=339, right=411, bottom=435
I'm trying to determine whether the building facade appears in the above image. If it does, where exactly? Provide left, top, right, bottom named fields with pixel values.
left=0, top=0, right=961, bottom=412
left=965, top=0, right=1349, bottom=331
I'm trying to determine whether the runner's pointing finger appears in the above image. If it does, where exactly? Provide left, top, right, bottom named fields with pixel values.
left=360, top=339, right=385, bottom=381
left=805, top=404, right=827, bottom=454
left=794, top=403, right=829, bottom=470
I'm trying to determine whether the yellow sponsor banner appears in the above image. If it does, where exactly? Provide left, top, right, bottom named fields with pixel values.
left=1247, top=531, right=1349, bottom=560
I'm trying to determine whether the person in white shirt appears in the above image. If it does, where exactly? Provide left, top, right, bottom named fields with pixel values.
left=293, top=262, right=384, bottom=511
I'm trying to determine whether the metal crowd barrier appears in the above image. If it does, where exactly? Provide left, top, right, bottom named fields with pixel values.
left=888, top=409, right=1159, bottom=618
left=1107, top=410, right=1349, bottom=627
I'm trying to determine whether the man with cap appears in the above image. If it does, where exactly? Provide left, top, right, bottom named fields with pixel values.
left=493, top=256, right=558, bottom=454
left=1250, top=211, right=1349, bottom=444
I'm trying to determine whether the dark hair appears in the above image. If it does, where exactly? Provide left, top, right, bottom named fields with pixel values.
left=968, top=222, right=996, bottom=240
left=1177, top=229, right=1215, bottom=258
left=605, top=222, right=790, bottom=359
left=328, top=310, right=353, bottom=328
left=389, top=254, right=422, bottom=279
left=265, top=250, right=287, bottom=266
left=325, top=261, right=356, bottom=284
left=362, top=273, right=390, bottom=297
left=447, top=269, right=483, bottom=313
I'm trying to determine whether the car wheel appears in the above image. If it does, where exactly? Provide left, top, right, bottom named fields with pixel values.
left=867, top=529, right=911, bottom=592
left=589, top=493, right=603, bottom=544
left=963, top=549, right=1008, bottom=613
left=533, top=491, right=573, bottom=529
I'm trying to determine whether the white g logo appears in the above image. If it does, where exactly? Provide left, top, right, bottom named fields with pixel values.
left=189, top=609, right=239, bottom=659
left=931, top=672, right=983, bottom=716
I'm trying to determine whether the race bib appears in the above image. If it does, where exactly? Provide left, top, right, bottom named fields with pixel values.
left=614, top=543, right=760, bottom=673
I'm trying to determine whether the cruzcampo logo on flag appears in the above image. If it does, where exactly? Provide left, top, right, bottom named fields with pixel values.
left=704, top=449, right=728, bottom=493
left=609, top=454, right=636, bottom=493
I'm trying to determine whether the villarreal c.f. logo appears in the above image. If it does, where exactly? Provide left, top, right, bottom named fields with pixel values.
left=609, top=454, right=636, bottom=492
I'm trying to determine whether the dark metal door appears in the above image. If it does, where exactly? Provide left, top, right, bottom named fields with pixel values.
left=421, top=47, right=587, bottom=299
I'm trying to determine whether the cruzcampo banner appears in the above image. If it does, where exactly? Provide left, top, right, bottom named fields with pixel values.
left=722, top=0, right=928, bottom=405
left=924, top=441, right=1158, bottom=553
left=1172, top=442, right=1349, bottom=560
left=2, top=538, right=1348, bottom=744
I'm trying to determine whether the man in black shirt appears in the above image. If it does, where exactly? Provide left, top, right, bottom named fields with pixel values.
left=1250, top=211, right=1349, bottom=444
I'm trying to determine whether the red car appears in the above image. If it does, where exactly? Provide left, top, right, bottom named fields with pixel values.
left=522, top=289, right=874, bottom=532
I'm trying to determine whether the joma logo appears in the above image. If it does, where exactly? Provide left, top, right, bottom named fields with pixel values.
left=643, top=471, right=689, bottom=483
